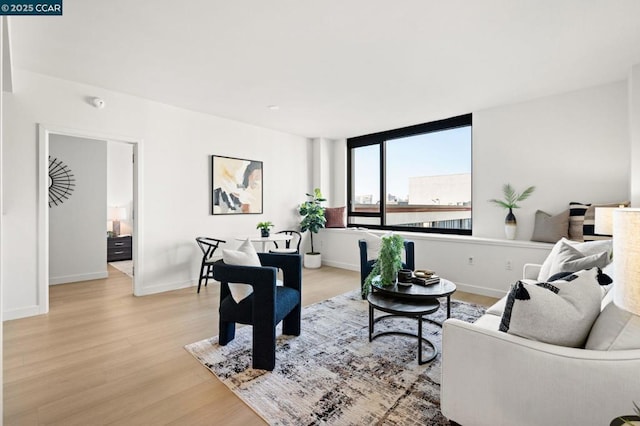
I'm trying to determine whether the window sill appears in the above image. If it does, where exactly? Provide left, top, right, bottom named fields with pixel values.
left=321, top=227, right=553, bottom=250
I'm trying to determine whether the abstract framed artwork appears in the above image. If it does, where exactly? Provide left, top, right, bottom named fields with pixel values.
left=211, top=155, right=263, bottom=214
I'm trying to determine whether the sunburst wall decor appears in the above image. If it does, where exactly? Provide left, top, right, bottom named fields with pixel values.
left=49, top=156, right=76, bottom=207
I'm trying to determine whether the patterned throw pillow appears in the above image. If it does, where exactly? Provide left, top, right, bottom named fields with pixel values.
left=582, top=201, right=630, bottom=242
left=568, top=202, right=590, bottom=241
left=500, top=268, right=610, bottom=347
left=325, top=206, right=346, bottom=228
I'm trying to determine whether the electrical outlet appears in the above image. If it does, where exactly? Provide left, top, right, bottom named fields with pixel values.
left=468, top=256, right=474, bottom=266
left=505, top=260, right=512, bottom=270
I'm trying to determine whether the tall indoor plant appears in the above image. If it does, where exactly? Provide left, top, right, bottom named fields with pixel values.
left=489, top=183, right=535, bottom=240
left=299, top=188, right=326, bottom=268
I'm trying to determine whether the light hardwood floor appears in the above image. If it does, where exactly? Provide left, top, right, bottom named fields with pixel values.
left=4, top=265, right=497, bottom=425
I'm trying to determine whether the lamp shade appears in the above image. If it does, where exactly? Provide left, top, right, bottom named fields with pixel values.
left=613, top=208, right=640, bottom=316
left=594, top=207, right=615, bottom=235
left=109, top=206, right=127, bottom=221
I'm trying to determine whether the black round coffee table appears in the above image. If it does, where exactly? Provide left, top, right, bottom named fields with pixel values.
left=372, top=277, right=457, bottom=320
left=367, top=292, right=440, bottom=365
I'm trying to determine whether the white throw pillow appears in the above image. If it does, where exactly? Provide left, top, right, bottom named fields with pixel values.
left=363, top=232, right=380, bottom=260
left=222, top=239, right=261, bottom=303
left=545, top=241, right=609, bottom=279
left=537, top=238, right=612, bottom=281
left=362, top=231, right=394, bottom=260
left=500, top=268, right=604, bottom=347
left=585, top=301, right=640, bottom=350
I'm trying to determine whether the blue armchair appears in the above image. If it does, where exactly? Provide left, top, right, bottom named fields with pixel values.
left=212, top=253, right=302, bottom=371
left=358, top=239, right=415, bottom=299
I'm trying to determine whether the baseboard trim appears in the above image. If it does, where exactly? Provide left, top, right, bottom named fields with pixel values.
left=453, top=282, right=506, bottom=299
left=322, top=259, right=359, bottom=272
left=49, top=271, right=109, bottom=285
left=3, top=305, right=42, bottom=321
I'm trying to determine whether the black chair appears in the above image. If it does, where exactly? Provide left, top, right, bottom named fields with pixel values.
left=269, top=230, right=302, bottom=254
left=358, top=239, right=415, bottom=299
left=213, top=253, right=302, bottom=371
left=195, top=237, right=226, bottom=293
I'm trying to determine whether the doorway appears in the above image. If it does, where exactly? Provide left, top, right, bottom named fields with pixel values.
left=37, top=124, right=143, bottom=315
left=106, top=141, right=134, bottom=279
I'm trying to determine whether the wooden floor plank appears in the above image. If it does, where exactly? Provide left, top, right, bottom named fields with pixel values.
left=3, top=264, right=496, bottom=425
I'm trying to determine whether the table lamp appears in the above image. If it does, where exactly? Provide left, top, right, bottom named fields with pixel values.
left=594, top=207, right=616, bottom=235
left=613, top=208, right=640, bottom=316
left=110, top=206, right=127, bottom=237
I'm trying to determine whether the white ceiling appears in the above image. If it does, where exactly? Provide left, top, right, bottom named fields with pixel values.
left=8, top=0, right=640, bottom=139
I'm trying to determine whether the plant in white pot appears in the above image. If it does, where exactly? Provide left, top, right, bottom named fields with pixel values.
left=299, top=188, right=326, bottom=268
left=489, top=183, right=535, bottom=240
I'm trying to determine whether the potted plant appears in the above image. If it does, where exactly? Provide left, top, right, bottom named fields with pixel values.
left=362, top=234, right=404, bottom=297
left=256, top=221, right=274, bottom=237
left=299, top=188, right=326, bottom=268
left=489, top=183, right=535, bottom=240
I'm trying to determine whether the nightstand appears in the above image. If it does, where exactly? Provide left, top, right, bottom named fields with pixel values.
left=107, top=235, right=132, bottom=262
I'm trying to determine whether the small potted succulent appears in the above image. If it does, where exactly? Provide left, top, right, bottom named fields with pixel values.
left=256, top=221, right=274, bottom=237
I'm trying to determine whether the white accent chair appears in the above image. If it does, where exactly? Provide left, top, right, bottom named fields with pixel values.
left=441, top=263, right=640, bottom=426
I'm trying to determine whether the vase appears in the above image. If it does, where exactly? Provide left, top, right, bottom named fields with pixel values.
left=261, top=229, right=270, bottom=238
left=610, top=415, right=640, bottom=426
left=505, top=208, right=517, bottom=240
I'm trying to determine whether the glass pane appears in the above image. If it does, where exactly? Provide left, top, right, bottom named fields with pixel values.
left=351, top=145, right=380, bottom=213
left=385, top=126, right=472, bottom=230
left=348, top=216, right=381, bottom=226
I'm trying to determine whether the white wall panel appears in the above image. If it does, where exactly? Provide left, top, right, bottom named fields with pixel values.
left=474, top=81, right=629, bottom=240
left=49, top=134, right=107, bottom=284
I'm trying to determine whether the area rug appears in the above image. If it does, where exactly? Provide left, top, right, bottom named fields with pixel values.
left=109, top=260, right=133, bottom=277
left=185, top=290, right=485, bottom=425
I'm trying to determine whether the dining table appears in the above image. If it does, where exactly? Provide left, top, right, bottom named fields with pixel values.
left=235, top=234, right=292, bottom=253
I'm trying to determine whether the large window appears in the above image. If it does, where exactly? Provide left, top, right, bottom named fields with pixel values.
left=347, top=114, right=472, bottom=235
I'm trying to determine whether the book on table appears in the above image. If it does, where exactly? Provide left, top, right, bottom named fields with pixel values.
left=414, top=275, right=440, bottom=286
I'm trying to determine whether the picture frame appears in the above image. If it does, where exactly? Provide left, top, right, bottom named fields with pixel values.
left=211, top=155, right=263, bottom=215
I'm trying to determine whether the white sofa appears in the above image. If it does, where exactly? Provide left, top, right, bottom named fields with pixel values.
left=441, top=263, right=640, bottom=426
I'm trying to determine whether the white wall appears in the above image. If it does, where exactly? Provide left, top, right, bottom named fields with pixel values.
left=322, top=81, right=630, bottom=297
left=107, top=141, right=133, bottom=235
left=474, top=81, right=629, bottom=240
left=3, top=70, right=310, bottom=319
left=49, top=134, right=108, bottom=284
left=311, top=138, right=346, bottom=208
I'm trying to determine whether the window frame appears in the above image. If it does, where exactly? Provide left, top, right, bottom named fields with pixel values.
left=346, top=113, right=472, bottom=235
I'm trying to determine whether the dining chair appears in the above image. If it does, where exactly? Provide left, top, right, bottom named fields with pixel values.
left=195, top=237, right=226, bottom=293
left=269, top=230, right=302, bottom=254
